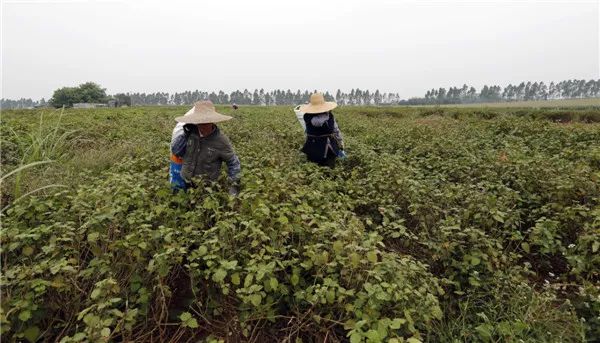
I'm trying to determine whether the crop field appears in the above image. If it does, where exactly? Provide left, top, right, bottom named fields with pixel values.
left=437, top=98, right=600, bottom=109
left=1, top=105, right=599, bottom=342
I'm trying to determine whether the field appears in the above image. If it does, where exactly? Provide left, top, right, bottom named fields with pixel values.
left=438, top=97, right=600, bottom=108
left=1, top=105, right=599, bottom=342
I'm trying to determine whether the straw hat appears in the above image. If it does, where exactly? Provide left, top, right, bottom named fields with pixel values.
left=175, top=101, right=233, bottom=124
left=300, top=93, right=337, bottom=114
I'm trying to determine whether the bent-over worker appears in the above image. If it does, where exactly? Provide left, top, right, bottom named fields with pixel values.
left=299, top=93, right=346, bottom=168
left=170, top=101, right=241, bottom=195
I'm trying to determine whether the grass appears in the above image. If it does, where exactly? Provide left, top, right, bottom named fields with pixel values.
left=1, top=107, right=76, bottom=198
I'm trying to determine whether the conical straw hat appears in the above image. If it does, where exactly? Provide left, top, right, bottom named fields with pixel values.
left=175, top=101, right=233, bottom=124
left=300, top=93, right=337, bottom=114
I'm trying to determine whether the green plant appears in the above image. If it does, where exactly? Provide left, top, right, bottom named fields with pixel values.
left=2, top=107, right=76, bottom=198
left=1, top=105, right=598, bottom=342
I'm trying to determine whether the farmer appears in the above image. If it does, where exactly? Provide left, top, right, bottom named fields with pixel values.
left=170, top=101, right=241, bottom=195
left=299, top=93, right=346, bottom=167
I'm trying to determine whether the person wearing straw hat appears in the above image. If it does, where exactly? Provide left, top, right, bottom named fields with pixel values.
left=299, top=93, right=346, bottom=168
left=170, top=100, right=241, bottom=194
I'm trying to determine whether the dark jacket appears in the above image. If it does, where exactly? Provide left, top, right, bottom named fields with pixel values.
left=301, top=112, right=342, bottom=164
left=180, top=125, right=241, bottom=183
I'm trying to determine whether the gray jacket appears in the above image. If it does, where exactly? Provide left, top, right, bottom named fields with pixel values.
left=180, top=126, right=241, bottom=183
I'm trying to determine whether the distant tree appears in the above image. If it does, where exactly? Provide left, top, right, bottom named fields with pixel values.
left=538, top=82, right=548, bottom=100
left=217, top=91, right=228, bottom=104
left=460, top=84, right=469, bottom=100
left=208, top=92, right=219, bottom=104
left=335, top=89, right=343, bottom=105
left=587, top=80, right=600, bottom=97
left=437, top=88, right=447, bottom=102
left=302, top=90, right=310, bottom=103
left=6, top=79, right=593, bottom=109
left=78, top=82, right=108, bottom=103
left=515, top=82, right=526, bottom=100
left=284, top=89, right=292, bottom=104
left=252, top=89, right=261, bottom=105
left=548, top=82, right=558, bottom=99
left=488, top=85, right=502, bottom=101
left=50, top=82, right=107, bottom=108
left=114, top=93, right=132, bottom=106
left=1, top=98, right=36, bottom=109
left=49, top=87, right=80, bottom=108
left=355, top=89, right=363, bottom=105
left=264, top=92, right=272, bottom=106
left=503, top=84, right=514, bottom=101
left=348, top=89, right=355, bottom=105
left=363, top=90, right=371, bottom=105
left=324, top=91, right=335, bottom=102
left=575, top=79, right=586, bottom=98
left=374, top=90, right=382, bottom=105
left=467, top=87, right=477, bottom=101
left=480, top=85, right=490, bottom=100
left=242, top=89, right=251, bottom=104
left=524, top=81, right=534, bottom=100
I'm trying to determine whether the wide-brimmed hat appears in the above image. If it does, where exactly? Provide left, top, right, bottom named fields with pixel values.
left=175, top=101, right=233, bottom=124
left=300, top=93, right=337, bottom=114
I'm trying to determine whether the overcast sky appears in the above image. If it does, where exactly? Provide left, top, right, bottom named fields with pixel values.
left=1, top=0, right=599, bottom=100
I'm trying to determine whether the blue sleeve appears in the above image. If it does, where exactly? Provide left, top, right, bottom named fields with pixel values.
left=171, top=134, right=187, bottom=157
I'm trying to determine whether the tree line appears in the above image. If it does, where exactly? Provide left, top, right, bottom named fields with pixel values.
left=127, top=89, right=403, bottom=107
left=1, top=79, right=598, bottom=109
left=408, top=79, right=600, bottom=105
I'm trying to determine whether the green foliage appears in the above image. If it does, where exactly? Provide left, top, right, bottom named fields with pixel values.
left=2, top=108, right=76, bottom=167
left=1, top=108, right=74, bottom=208
left=49, top=82, right=107, bottom=108
left=1, top=106, right=598, bottom=342
left=112, top=93, right=132, bottom=107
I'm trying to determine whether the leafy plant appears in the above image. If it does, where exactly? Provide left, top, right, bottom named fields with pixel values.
left=1, top=105, right=598, bottom=342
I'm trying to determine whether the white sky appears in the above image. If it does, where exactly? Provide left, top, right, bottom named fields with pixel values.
left=1, top=0, right=599, bottom=99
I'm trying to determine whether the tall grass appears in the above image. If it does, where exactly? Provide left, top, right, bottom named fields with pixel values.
left=8, top=107, right=76, bottom=161
left=0, top=161, right=66, bottom=213
left=1, top=107, right=74, bottom=209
